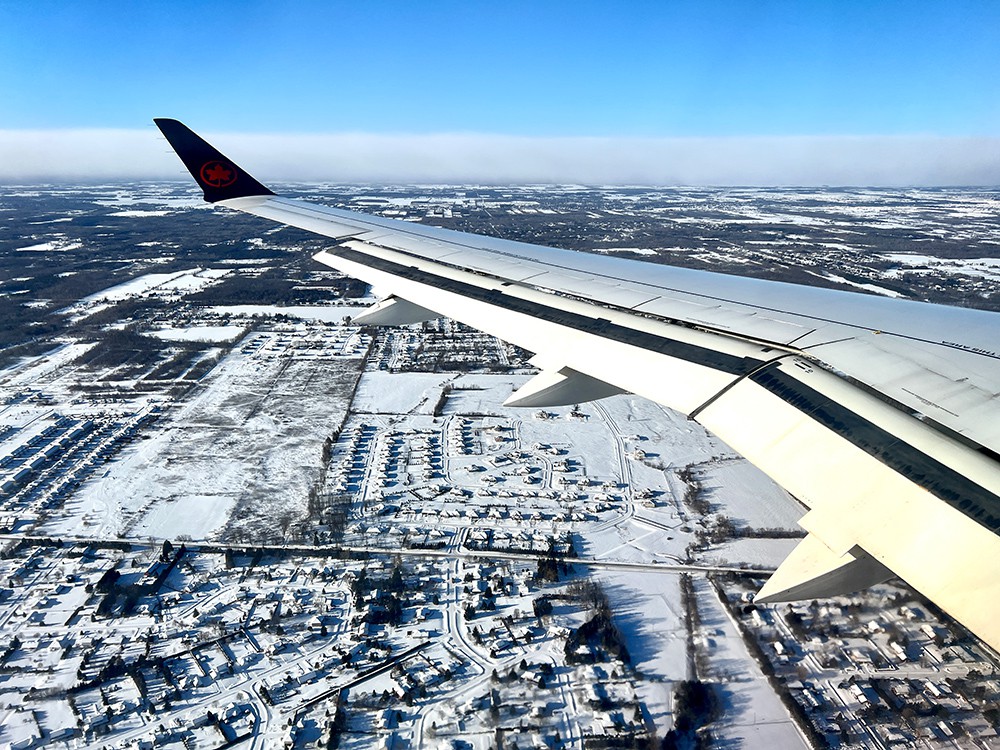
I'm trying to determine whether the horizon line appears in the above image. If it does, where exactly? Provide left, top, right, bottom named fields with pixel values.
left=2, top=128, right=999, bottom=186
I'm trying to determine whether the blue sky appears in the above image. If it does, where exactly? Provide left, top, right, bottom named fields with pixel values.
left=1, top=1, right=999, bottom=183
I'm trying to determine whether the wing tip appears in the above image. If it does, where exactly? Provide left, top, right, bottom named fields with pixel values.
left=153, top=118, right=274, bottom=203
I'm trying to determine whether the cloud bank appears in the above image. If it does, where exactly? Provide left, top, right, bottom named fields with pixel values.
left=1, top=128, right=999, bottom=186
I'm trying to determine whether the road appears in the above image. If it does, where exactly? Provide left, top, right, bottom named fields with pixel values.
left=2, top=533, right=776, bottom=576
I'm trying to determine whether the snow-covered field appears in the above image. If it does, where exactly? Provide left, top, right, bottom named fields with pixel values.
left=353, top=370, right=456, bottom=414
left=882, top=252, right=1000, bottom=281
left=16, top=239, right=83, bottom=252
left=0, top=340, right=95, bottom=392
left=61, top=267, right=233, bottom=321
left=694, top=461, right=803, bottom=531
left=599, top=568, right=687, bottom=676
left=40, top=332, right=364, bottom=543
left=208, top=304, right=372, bottom=323
left=149, top=325, right=247, bottom=343
left=694, top=577, right=810, bottom=748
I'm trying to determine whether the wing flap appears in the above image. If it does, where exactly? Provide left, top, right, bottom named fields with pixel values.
left=351, top=296, right=440, bottom=326
left=754, top=535, right=893, bottom=603
left=635, top=295, right=814, bottom=345
left=368, top=235, right=467, bottom=261
left=503, top=365, right=626, bottom=408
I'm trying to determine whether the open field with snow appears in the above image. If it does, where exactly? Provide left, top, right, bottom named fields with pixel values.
left=40, top=327, right=366, bottom=544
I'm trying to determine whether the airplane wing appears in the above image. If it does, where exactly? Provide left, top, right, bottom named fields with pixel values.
left=155, top=118, right=1000, bottom=650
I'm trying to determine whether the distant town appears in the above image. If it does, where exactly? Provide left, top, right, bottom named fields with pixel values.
left=1, top=183, right=999, bottom=749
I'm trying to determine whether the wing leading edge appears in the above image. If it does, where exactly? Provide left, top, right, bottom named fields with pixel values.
left=155, top=119, right=1000, bottom=651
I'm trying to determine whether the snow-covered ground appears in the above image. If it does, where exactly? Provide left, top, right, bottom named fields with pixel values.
left=598, top=570, right=687, bottom=726
left=353, top=370, right=456, bottom=414
left=592, top=246, right=658, bottom=255
left=39, top=328, right=364, bottom=543
left=694, top=577, right=811, bottom=748
left=61, top=267, right=233, bottom=321
left=701, top=537, right=802, bottom=569
left=149, top=325, right=247, bottom=343
left=693, top=461, right=803, bottom=530
left=0, top=340, right=95, bottom=392
left=882, top=252, right=1000, bottom=281
left=208, top=304, right=372, bottom=323
left=16, top=239, right=83, bottom=252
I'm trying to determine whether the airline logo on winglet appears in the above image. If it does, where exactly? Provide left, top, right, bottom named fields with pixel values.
left=200, top=160, right=238, bottom=188
left=155, top=118, right=274, bottom=202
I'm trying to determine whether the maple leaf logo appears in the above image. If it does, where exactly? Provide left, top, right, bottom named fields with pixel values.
left=200, top=161, right=238, bottom=188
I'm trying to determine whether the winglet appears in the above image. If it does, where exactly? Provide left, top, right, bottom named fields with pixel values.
left=153, top=118, right=274, bottom=203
